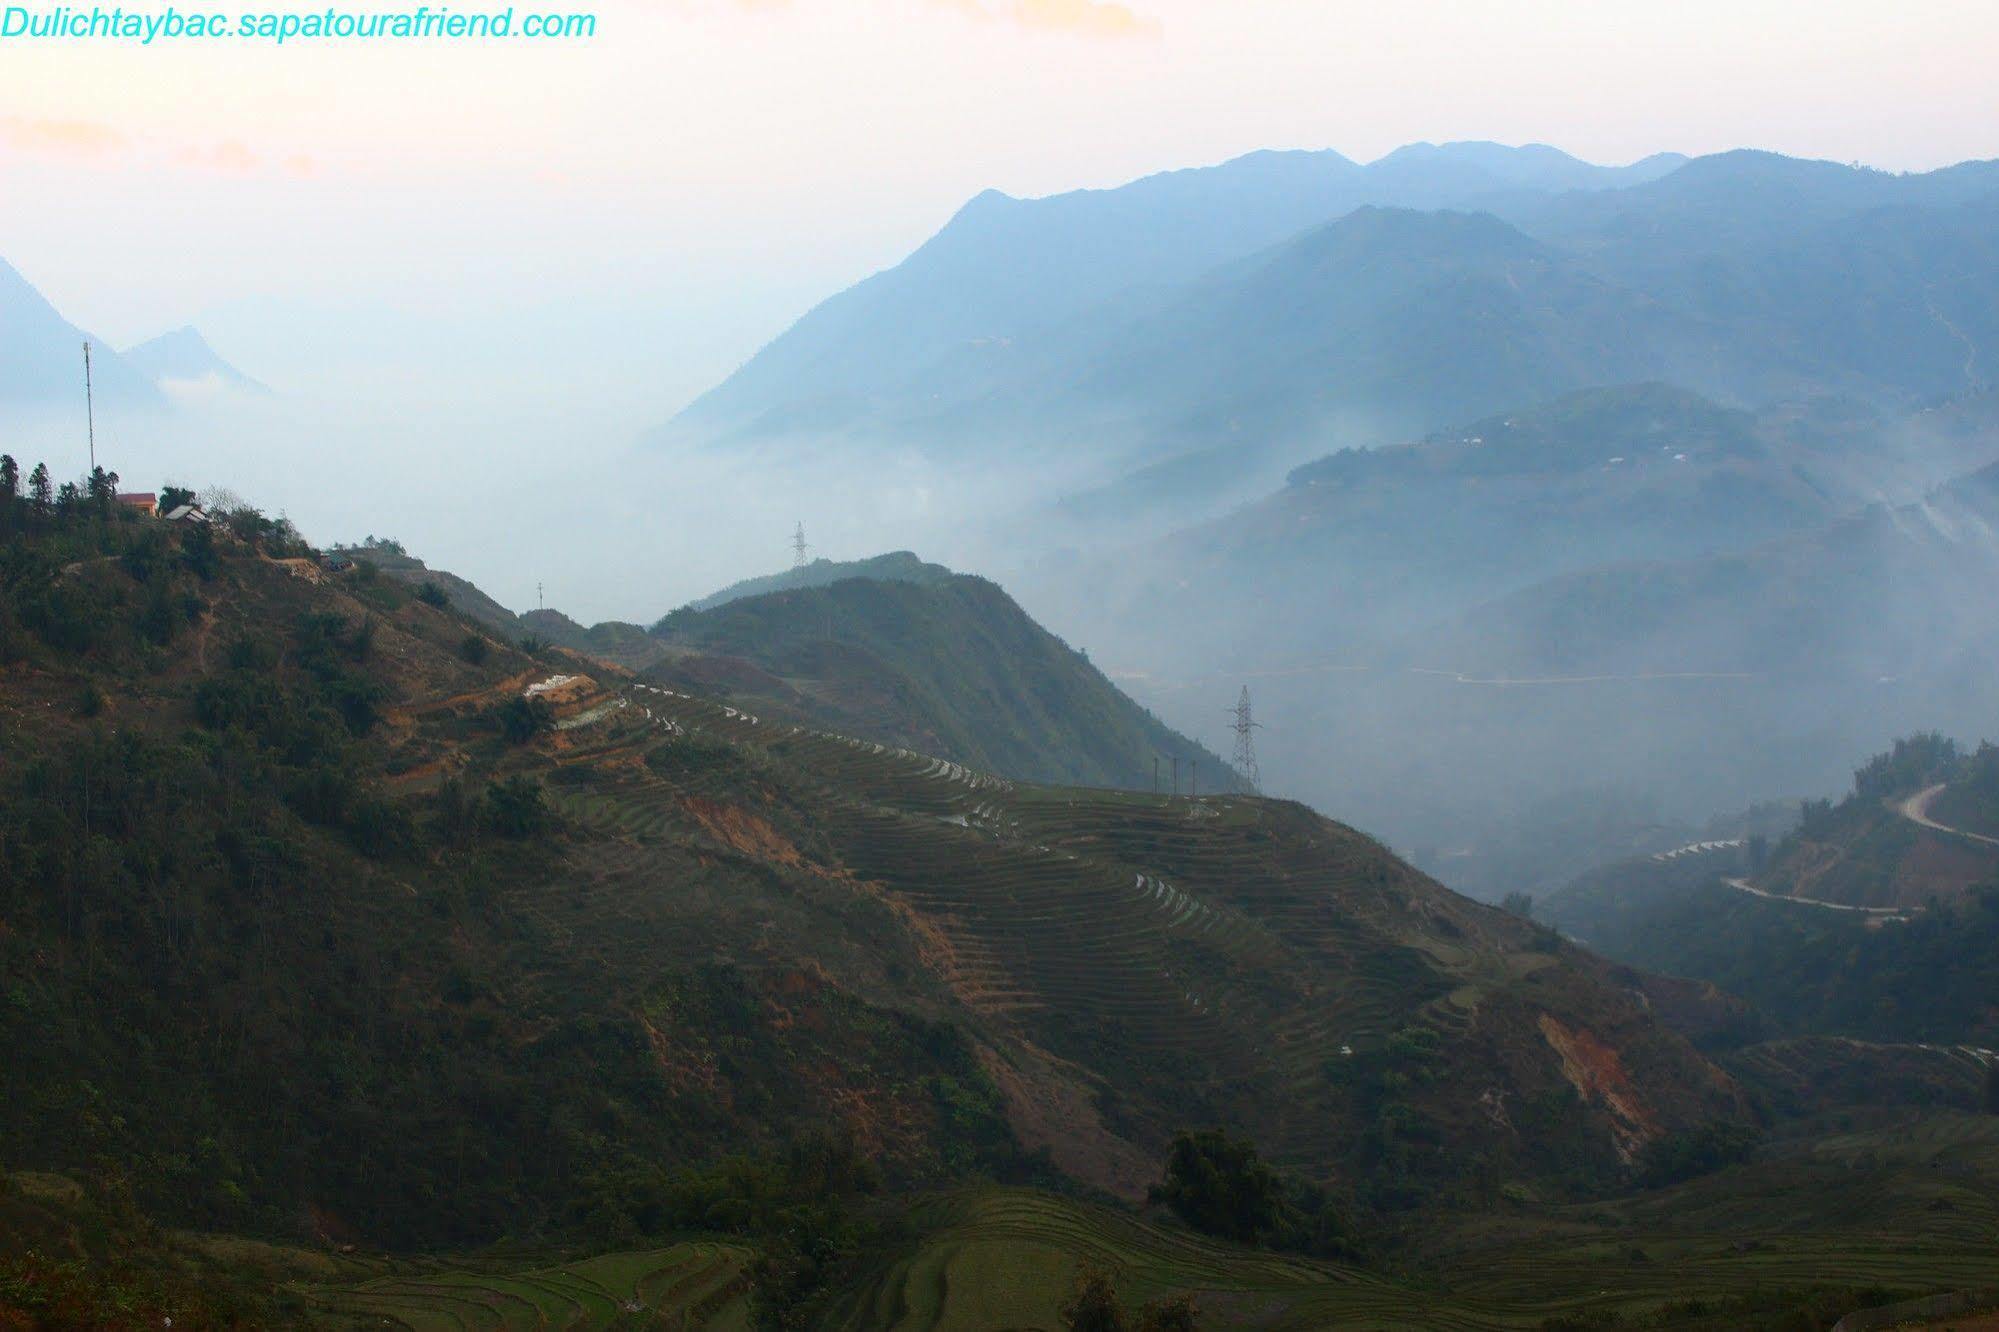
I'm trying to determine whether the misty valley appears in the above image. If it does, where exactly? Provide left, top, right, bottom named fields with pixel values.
left=5, top=136, right=1999, bottom=1330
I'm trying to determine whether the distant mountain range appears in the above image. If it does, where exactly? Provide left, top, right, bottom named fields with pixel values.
left=669, top=144, right=1999, bottom=510
left=1, top=255, right=261, bottom=408
left=1022, top=382, right=1999, bottom=903
left=0, top=256, right=160, bottom=409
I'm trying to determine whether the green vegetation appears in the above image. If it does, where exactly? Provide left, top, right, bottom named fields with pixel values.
left=1060, top=1265, right=1198, bottom=1331
left=1544, top=733, right=1999, bottom=1047
left=649, top=568, right=1226, bottom=791
left=683, top=550, right=958, bottom=613
left=1548, top=872, right=1999, bottom=1047
left=5, top=499, right=1996, bottom=1329
left=1150, top=1130, right=1353, bottom=1258
left=1634, top=1123, right=1761, bottom=1189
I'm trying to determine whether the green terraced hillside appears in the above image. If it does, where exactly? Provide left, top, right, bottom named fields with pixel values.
left=645, top=564, right=1224, bottom=793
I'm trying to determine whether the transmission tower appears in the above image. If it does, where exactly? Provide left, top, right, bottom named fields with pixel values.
left=1228, top=686, right=1262, bottom=794
left=791, top=522, right=809, bottom=568
left=82, top=341, right=96, bottom=471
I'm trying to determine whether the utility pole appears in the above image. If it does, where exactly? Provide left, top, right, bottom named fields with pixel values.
left=792, top=522, right=809, bottom=569
left=1171, top=755, right=1179, bottom=797
left=82, top=341, right=96, bottom=472
left=1152, top=756, right=1159, bottom=794
left=537, top=581, right=544, bottom=611
left=1191, top=761, right=1197, bottom=798
left=1229, top=686, right=1262, bottom=794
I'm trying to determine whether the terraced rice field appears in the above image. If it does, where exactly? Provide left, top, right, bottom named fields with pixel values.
left=540, top=684, right=1505, bottom=1174
left=307, top=1240, right=753, bottom=1329
left=829, top=1140, right=1999, bottom=1332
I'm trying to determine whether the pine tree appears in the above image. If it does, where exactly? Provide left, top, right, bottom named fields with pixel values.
left=27, top=462, right=52, bottom=512
left=87, top=465, right=120, bottom=516
left=0, top=454, right=17, bottom=499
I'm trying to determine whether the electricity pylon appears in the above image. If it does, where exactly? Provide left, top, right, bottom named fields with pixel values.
left=791, top=522, right=809, bottom=568
left=83, top=342, right=96, bottom=471
left=1229, top=686, right=1261, bottom=794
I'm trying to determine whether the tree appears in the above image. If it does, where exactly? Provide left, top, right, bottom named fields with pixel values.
left=1060, top=1267, right=1126, bottom=1332
left=181, top=521, right=220, bottom=581
left=1500, top=891, right=1534, bottom=920
left=198, top=484, right=247, bottom=514
left=1060, top=1269, right=1198, bottom=1332
left=159, top=484, right=196, bottom=513
left=1151, top=1129, right=1289, bottom=1246
left=27, top=463, right=52, bottom=513
left=496, top=695, right=554, bottom=744
left=417, top=580, right=450, bottom=608
left=86, top=465, right=120, bottom=516
left=1136, top=1295, right=1199, bottom=1332
left=484, top=775, right=550, bottom=837
left=0, top=454, right=17, bottom=500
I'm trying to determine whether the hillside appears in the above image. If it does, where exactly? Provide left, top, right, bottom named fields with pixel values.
left=1095, top=382, right=1860, bottom=655
left=1414, top=458, right=1999, bottom=685
left=0, top=492, right=1750, bottom=1243
left=339, top=544, right=1219, bottom=792
left=649, top=567, right=1226, bottom=792
left=1539, top=734, right=1999, bottom=1047
left=14, top=492, right=1999, bottom=1329
left=1015, top=385, right=1999, bottom=905
left=336, top=540, right=536, bottom=641
left=685, top=550, right=955, bottom=612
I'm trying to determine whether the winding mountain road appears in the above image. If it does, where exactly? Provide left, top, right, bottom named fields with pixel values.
left=1719, top=876, right=1909, bottom=919
left=1893, top=783, right=1999, bottom=848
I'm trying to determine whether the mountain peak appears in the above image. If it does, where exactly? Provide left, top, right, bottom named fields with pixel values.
left=122, top=325, right=268, bottom=395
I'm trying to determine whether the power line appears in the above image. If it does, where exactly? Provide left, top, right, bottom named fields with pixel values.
left=1229, top=686, right=1262, bottom=794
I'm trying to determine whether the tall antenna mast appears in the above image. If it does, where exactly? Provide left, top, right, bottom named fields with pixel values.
left=82, top=341, right=96, bottom=472
left=791, top=521, right=809, bottom=569
left=1229, top=686, right=1262, bottom=794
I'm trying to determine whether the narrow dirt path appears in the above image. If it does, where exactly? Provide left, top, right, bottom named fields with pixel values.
left=1893, top=783, right=1999, bottom=848
left=1719, top=877, right=1910, bottom=920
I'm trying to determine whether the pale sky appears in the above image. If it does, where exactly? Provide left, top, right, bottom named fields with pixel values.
left=3, top=0, right=1996, bottom=420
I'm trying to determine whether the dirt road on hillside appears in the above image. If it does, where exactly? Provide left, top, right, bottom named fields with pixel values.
left=1719, top=877, right=1910, bottom=920
left=1894, top=783, right=1999, bottom=848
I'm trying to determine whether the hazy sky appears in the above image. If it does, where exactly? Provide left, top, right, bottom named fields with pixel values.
left=4, top=0, right=1997, bottom=627
left=4, top=0, right=1997, bottom=418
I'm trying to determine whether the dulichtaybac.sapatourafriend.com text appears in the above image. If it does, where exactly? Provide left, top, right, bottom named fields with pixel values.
left=1, top=4, right=596, bottom=44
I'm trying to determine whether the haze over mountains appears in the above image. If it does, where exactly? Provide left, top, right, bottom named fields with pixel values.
left=11, top=129, right=1999, bottom=1327
left=672, top=144, right=1999, bottom=529
left=2, top=255, right=264, bottom=411
left=0, top=255, right=160, bottom=409
left=121, top=326, right=269, bottom=398
left=647, top=137, right=1989, bottom=900
left=8, top=136, right=1999, bottom=904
